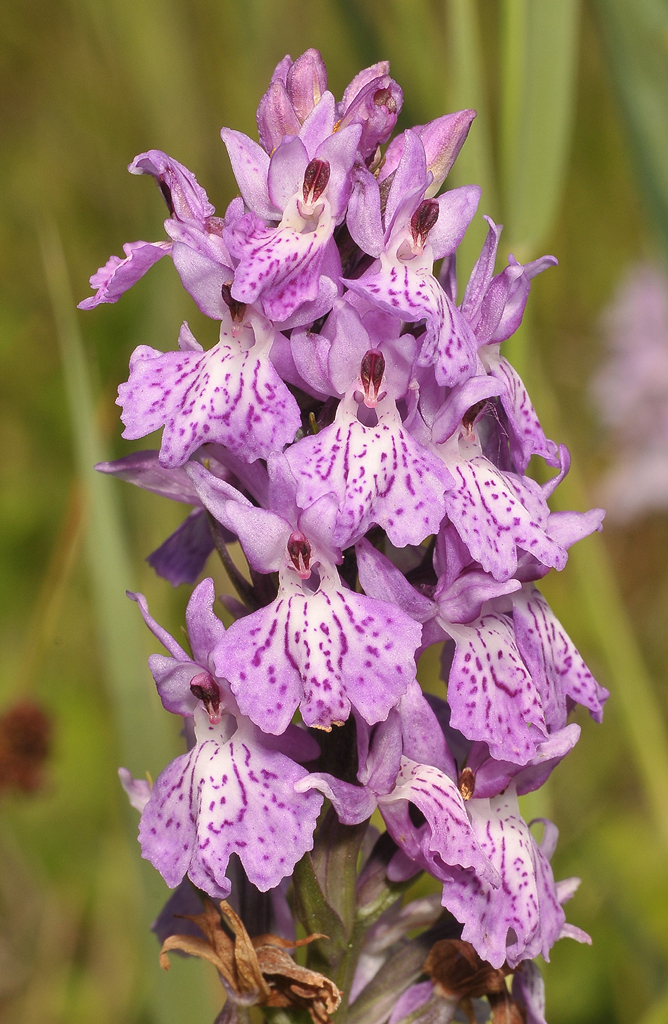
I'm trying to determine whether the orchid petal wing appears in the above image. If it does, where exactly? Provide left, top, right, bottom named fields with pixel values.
left=146, top=509, right=215, bottom=587
left=287, top=404, right=451, bottom=549
left=445, top=611, right=547, bottom=765
left=439, top=789, right=566, bottom=969
left=78, top=241, right=171, bottom=309
left=117, top=335, right=301, bottom=467
left=513, top=588, right=609, bottom=726
left=380, top=758, right=496, bottom=883
left=220, top=128, right=276, bottom=220
left=442, top=456, right=567, bottom=582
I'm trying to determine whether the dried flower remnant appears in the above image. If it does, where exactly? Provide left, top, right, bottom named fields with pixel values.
left=389, top=940, right=525, bottom=1024
left=160, top=899, right=340, bottom=1024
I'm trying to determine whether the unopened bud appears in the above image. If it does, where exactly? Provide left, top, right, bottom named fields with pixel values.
left=410, top=199, right=439, bottom=250
left=303, top=159, right=330, bottom=206
left=287, top=49, right=328, bottom=123
left=287, top=531, right=312, bottom=578
left=360, top=349, right=385, bottom=407
left=190, top=672, right=223, bottom=725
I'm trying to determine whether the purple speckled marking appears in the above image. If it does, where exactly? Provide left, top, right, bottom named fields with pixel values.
left=439, top=788, right=566, bottom=969
left=379, top=758, right=497, bottom=883
left=213, top=577, right=421, bottom=733
left=487, top=354, right=559, bottom=472
left=117, top=338, right=301, bottom=467
left=446, top=611, right=547, bottom=765
left=443, top=455, right=567, bottom=582
left=227, top=203, right=334, bottom=322
left=287, top=403, right=452, bottom=548
left=513, top=587, right=609, bottom=728
left=347, top=265, right=477, bottom=387
left=139, top=714, right=322, bottom=896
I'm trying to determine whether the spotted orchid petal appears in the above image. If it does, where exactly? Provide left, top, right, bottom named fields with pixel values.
left=212, top=564, right=421, bottom=734
left=481, top=348, right=560, bottom=471
left=95, top=450, right=202, bottom=503
left=513, top=586, right=609, bottom=728
left=226, top=203, right=336, bottom=322
left=512, top=961, right=548, bottom=1024
left=129, top=579, right=225, bottom=717
left=166, top=218, right=234, bottom=319
left=345, top=262, right=478, bottom=389
left=117, top=317, right=301, bottom=467
left=129, top=150, right=216, bottom=221
left=444, top=611, right=547, bottom=765
left=139, top=708, right=323, bottom=897
left=286, top=396, right=452, bottom=549
left=78, top=240, right=172, bottom=310
left=468, top=724, right=581, bottom=800
left=220, top=128, right=276, bottom=221
left=439, top=786, right=569, bottom=968
left=441, top=453, right=568, bottom=582
left=381, top=110, right=477, bottom=198
left=379, top=758, right=498, bottom=885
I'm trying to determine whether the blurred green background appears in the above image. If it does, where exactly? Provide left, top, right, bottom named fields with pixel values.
left=1, top=0, right=668, bottom=1021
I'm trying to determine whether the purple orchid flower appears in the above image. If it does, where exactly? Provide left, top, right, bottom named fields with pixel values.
left=295, top=684, right=499, bottom=890
left=79, top=49, right=604, bottom=1010
left=344, top=132, right=482, bottom=387
left=128, top=579, right=323, bottom=898
left=78, top=151, right=225, bottom=312
left=457, top=216, right=558, bottom=348
left=221, top=119, right=361, bottom=322
left=186, top=457, right=423, bottom=734
left=355, top=538, right=546, bottom=766
left=117, top=308, right=301, bottom=468
left=425, top=376, right=571, bottom=583
left=283, top=303, right=453, bottom=550
left=436, top=784, right=590, bottom=969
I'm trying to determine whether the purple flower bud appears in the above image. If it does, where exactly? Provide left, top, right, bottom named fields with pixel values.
left=338, top=74, right=403, bottom=159
left=256, top=80, right=301, bottom=154
left=286, top=48, right=328, bottom=123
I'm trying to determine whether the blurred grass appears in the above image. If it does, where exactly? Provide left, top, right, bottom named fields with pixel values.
left=1, top=1, right=668, bottom=1022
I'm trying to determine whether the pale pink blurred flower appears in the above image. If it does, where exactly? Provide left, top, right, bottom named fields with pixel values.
left=593, top=264, right=668, bottom=522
